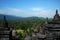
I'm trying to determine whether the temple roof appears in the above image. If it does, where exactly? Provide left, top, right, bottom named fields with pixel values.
left=0, top=27, right=10, bottom=31
left=45, top=10, right=60, bottom=24
left=0, top=31, right=10, bottom=35
left=36, top=33, right=46, bottom=38
left=45, top=10, right=60, bottom=28
left=53, top=10, right=60, bottom=21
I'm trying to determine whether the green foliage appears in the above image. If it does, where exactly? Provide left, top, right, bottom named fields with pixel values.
left=17, top=29, right=25, bottom=40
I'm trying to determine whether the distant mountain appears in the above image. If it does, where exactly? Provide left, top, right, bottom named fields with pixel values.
left=0, top=14, right=46, bottom=20
left=0, top=14, right=23, bottom=20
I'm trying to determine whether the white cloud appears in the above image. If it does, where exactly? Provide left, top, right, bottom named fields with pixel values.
left=30, top=8, right=56, bottom=18
left=31, top=8, right=43, bottom=12
left=31, top=8, right=41, bottom=11
left=28, top=8, right=60, bottom=18
left=58, top=10, right=60, bottom=15
left=6, top=8, right=58, bottom=18
left=8, top=8, right=23, bottom=13
left=11, top=8, right=20, bottom=12
left=0, top=10, right=5, bottom=14
left=1, top=7, right=60, bottom=18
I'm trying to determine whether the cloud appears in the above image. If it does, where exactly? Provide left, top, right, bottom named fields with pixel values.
left=30, top=8, right=56, bottom=18
left=58, top=10, right=60, bottom=15
left=0, top=10, right=5, bottom=14
left=8, top=8, right=23, bottom=13
left=30, top=8, right=60, bottom=18
left=31, top=8, right=42, bottom=11
left=1, top=7, right=60, bottom=18
left=24, top=8, right=60, bottom=18
left=4, top=8, right=27, bottom=17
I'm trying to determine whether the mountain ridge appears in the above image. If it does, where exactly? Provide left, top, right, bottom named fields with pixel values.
left=0, top=14, right=47, bottom=20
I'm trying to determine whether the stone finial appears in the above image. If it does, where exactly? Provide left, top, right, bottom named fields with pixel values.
left=3, top=16, right=8, bottom=27
left=53, top=10, right=60, bottom=21
left=55, top=10, right=59, bottom=16
left=4, top=16, right=6, bottom=20
left=56, top=10, right=58, bottom=14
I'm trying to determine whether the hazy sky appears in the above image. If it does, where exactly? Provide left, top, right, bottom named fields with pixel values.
left=0, top=0, right=60, bottom=18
